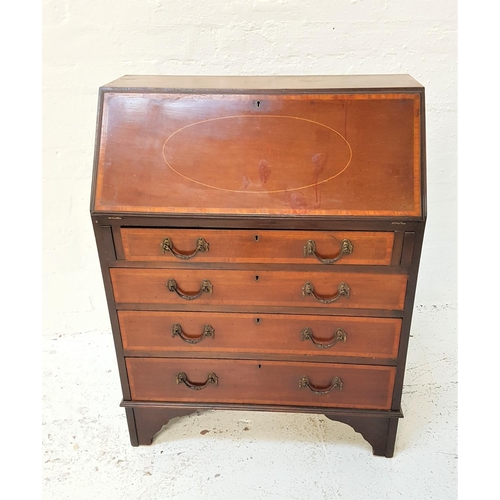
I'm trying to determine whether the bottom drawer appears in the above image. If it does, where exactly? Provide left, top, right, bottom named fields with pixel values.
left=126, top=358, right=396, bottom=410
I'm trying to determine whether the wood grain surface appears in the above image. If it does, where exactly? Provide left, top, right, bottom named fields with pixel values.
left=121, top=228, right=394, bottom=265
left=126, top=357, right=396, bottom=409
left=93, top=92, right=421, bottom=217
left=110, top=268, right=408, bottom=310
left=102, top=74, right=424, bottom=91
left=119, top=311, right=401, bottom=360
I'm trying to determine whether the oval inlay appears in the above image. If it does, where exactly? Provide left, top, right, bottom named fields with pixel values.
left=162, top=115, right=352, bottom=194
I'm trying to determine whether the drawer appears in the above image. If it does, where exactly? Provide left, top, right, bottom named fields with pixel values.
left=126, top=358, right=396, bottom=410
left=120, top=228, right=395, bottom=266
left=119, top=311, right=401, bottom=360
left=110, top=268, right=408, bottom=310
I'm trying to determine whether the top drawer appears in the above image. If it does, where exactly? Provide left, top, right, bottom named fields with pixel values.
left=120, top=229, right=395, bottom=266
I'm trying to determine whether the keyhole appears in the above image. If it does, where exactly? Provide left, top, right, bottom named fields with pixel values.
left=255, top=275, right=259, bottom=281
left=258, top=364, right=262, bottom=369
left=255, top=235, right=259, bottom=241
left=255, top=317, right=261, bottom=324
left=255, top=100, right=261, bottom=108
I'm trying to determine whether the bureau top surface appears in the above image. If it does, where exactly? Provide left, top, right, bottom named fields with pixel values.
left=102, top=74, right=423, bottom=92
left=92, top=75, right=426, bottom=219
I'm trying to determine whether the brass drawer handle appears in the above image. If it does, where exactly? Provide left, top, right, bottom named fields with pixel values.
left=167, top=278, right=213, bottom=300
left=302, top=281, right=350, bottom=304
left=161, top=237, right=209, bottom=259
left=171, top=323, right=215, bottom=344
left=303, top=238, right=353, bottom=264
left=176, top=372, right=218, bottom=390
left=300, top=327, right=347, bottom=349
left=299, top=375, right=344, bottom=395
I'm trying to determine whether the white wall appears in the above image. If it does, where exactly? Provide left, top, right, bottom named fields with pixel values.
left=42, top=0, right=457, bottom=336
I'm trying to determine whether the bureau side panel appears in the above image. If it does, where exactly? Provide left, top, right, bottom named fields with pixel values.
left=92, top=220, right=132, bottom=400
left=391, top=226, right=426, bottom=410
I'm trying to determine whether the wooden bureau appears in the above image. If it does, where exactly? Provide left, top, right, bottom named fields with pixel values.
left=90, top=75, right=426, bottom=457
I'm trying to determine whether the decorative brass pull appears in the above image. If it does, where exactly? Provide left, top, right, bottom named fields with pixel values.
left=299, top=375, right=344, bottom=395
left=161, top=237, right=209, bottom=259
left=167, top=278, right=213, bottom=300
left=303, top=239, right=353, bottom=264
left=302, top=281, right=350, bottom=304
left=171, top=323, right=215, bottom=344
left=300, top=327, right=347, bottom=349
left=176, top=372, right=218, bottom=390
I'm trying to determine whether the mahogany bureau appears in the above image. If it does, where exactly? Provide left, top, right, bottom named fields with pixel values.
left=90, top=75, right=426, bottom=457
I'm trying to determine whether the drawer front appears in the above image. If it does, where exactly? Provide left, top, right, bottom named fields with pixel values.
left=126, top=358, right=396, bottom=410
left=121, top=228, right=395, bottom=266
left=110, top=268, right=408, bottom=310
left=119, top=311, right=401, bottom=360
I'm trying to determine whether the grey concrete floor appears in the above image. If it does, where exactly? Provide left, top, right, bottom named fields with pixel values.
left=42, top=306, right=457, bottom=499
